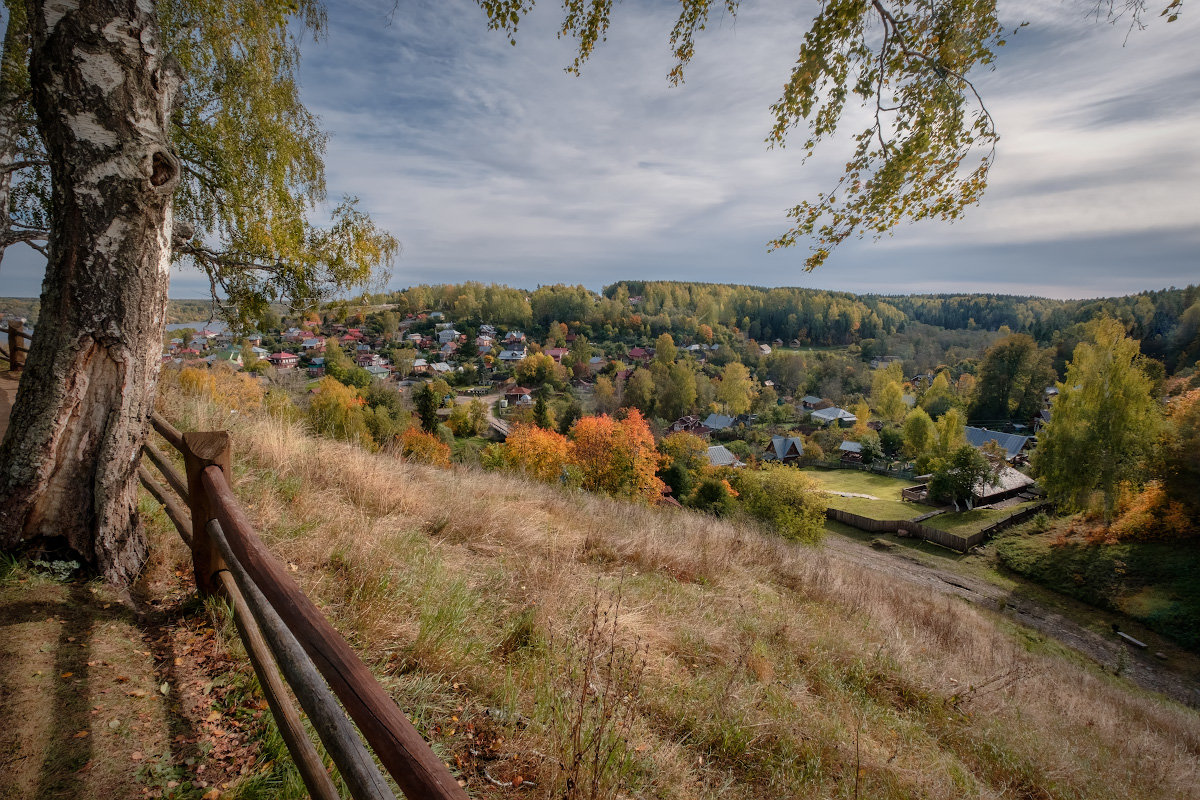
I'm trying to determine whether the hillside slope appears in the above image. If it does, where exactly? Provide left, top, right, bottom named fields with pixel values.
left=152, top=390, right=1200, bottom=799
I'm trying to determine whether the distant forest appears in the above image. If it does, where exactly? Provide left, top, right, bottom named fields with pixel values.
left=374, top=281, right=1200, bottom=375
left=7, top=281, right=1197, bottom=375
left=1, top=298, right=222, bottom=326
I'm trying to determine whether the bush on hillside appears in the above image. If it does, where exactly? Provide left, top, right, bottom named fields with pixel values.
left=732, top=465, right=826, bottom=543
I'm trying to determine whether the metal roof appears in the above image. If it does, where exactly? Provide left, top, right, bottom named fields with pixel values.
left=765, top=436, right=804, bottom=460
left=703, top=413, right=734, bottom=430
left=706, top=445, right=745, bottom=468
left=964, top=426, right=1030, bottom=460
left=811, top=407, right=857, bottom=424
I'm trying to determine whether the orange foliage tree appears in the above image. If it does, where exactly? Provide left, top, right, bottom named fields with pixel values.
left=568, top=409, right=664, bottom=503
left=396, top=427, right=451, bottom=467
left=503, top=424, right=574, bottom=483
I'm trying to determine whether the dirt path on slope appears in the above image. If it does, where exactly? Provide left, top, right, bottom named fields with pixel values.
left=820, top=535, right=1200, bottom=707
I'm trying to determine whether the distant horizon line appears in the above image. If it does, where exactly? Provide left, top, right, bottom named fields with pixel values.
left=4, top=280, right=1197, bottom=306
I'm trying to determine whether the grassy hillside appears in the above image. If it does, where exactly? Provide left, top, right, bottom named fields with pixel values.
left=997, top=531, right=1200, bottom=652
left=151, top=387, right=1200, bottom=799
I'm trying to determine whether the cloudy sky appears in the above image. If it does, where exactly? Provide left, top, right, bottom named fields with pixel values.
left=1, top=0, right=1197, bottom=300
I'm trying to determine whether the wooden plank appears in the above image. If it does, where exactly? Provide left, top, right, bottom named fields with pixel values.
left=202, top=467, right=469, bottom=800
left=208, top=520, right=397, bottom=800
left=150, top=411, right=185, bottom=451
left=138, top=466, right=193, bottom=546
left=7, top=322, right=25, bottom=371
left=1117, top=631, right=1148, bottom=649
left=142, top=442, right=189, bottom=502
left=183, top=431, right=231, bottom=594
left=215, top=569, right=342, bottom=800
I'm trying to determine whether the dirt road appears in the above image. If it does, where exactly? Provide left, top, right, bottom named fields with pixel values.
left=821, top=534, right=1200, bottom=706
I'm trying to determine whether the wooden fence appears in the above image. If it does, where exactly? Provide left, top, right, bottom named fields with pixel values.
left=2, top=321, right=29, bottom=371
left=826, top=501, right=1048, bottom=553
left=138, top=413, right=468, bottom=800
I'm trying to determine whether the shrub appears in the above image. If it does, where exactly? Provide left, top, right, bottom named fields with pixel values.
left=689, top=476, right=738, bottom=516
left=396, top=427, right=451, bottom=467
left=307, top=377, right=372, bottom=448
left=732, top=465, right=826, bottom=543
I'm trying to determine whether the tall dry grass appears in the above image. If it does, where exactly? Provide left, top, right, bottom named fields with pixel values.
left=153, top=386, right=1200, bottom=799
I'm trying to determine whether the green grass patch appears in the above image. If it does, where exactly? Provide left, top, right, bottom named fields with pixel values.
left=995, top=531, right=1200, bottom=652
left=801, top=467, right=922, bottom=501
left=922, top=502, right=1039, bottom=535
left=822, top=495, right=930, bottom=520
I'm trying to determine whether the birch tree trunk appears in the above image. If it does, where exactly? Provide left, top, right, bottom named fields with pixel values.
left=0, top=0, right=179, bottom=583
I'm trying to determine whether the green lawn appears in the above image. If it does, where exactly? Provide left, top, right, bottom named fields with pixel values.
left=922, top=502, right=1039, bottom=535
left=800, top=468, right=921, bottom=502
left=822, top=495, right=933, bottom=520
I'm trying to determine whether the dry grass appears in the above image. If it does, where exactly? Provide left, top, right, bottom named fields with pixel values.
left=157, top=390, right=1200, bottom=799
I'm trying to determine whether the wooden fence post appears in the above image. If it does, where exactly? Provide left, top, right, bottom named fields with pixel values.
left=183, top=431, right=231, bottom=594
left=8, top=321, right=26, bottom=372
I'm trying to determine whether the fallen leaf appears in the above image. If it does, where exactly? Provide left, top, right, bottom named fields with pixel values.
left=160, top=682, right=170, bottom=695
left=128, top=689, right=148, bottom=698
left=61, top=672, right=74, bottom=678
left=131, top=751, right=144, bottom=761
left=205, top=711, right=223, bottom=723
left=73, top=730, right=89, bottom=739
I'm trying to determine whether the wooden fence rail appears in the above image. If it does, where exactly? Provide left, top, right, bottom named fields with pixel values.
left=138, top=413, right=470, bottom=800
left=4, top=321, right=30, bottom=371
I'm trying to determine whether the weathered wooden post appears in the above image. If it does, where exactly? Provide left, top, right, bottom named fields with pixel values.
left=182, top=431, right=231, bottom=594
left=7, top=321, right=25, bottom=372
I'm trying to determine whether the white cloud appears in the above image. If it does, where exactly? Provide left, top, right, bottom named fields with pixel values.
left=1, top=0, right=1195, bottom=300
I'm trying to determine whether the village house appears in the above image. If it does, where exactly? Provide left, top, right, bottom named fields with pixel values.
left=964, top=426, right=1031, bottom=461
left=364, top=365, right=391, bottom=381
left=301, top=338, right=324, bottom=352
left=703, top=413, right=734, bottom=431
left=705, top=445, right=745, bottom=468
left=627, top=346, right=651, bottom=363
left=437, top=328, right=461, bottom=345
left=869, top=355, right=903, bottom=369
left=499, top=348, right=527, bottom=363
left=269, top=352, right=299, bottom=369
left=838, top=440, right=863, bottom=462
left=209, top=348, right=243, bottom=368
left=811, top=406, right=858, bottom=427
left=544, top=347, right=569, bottom=363
left=504, top=386, right=534, bottom=406
left=763, top=436, right=804, bottom=464
left=356, top=352, right=384, bottom=368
